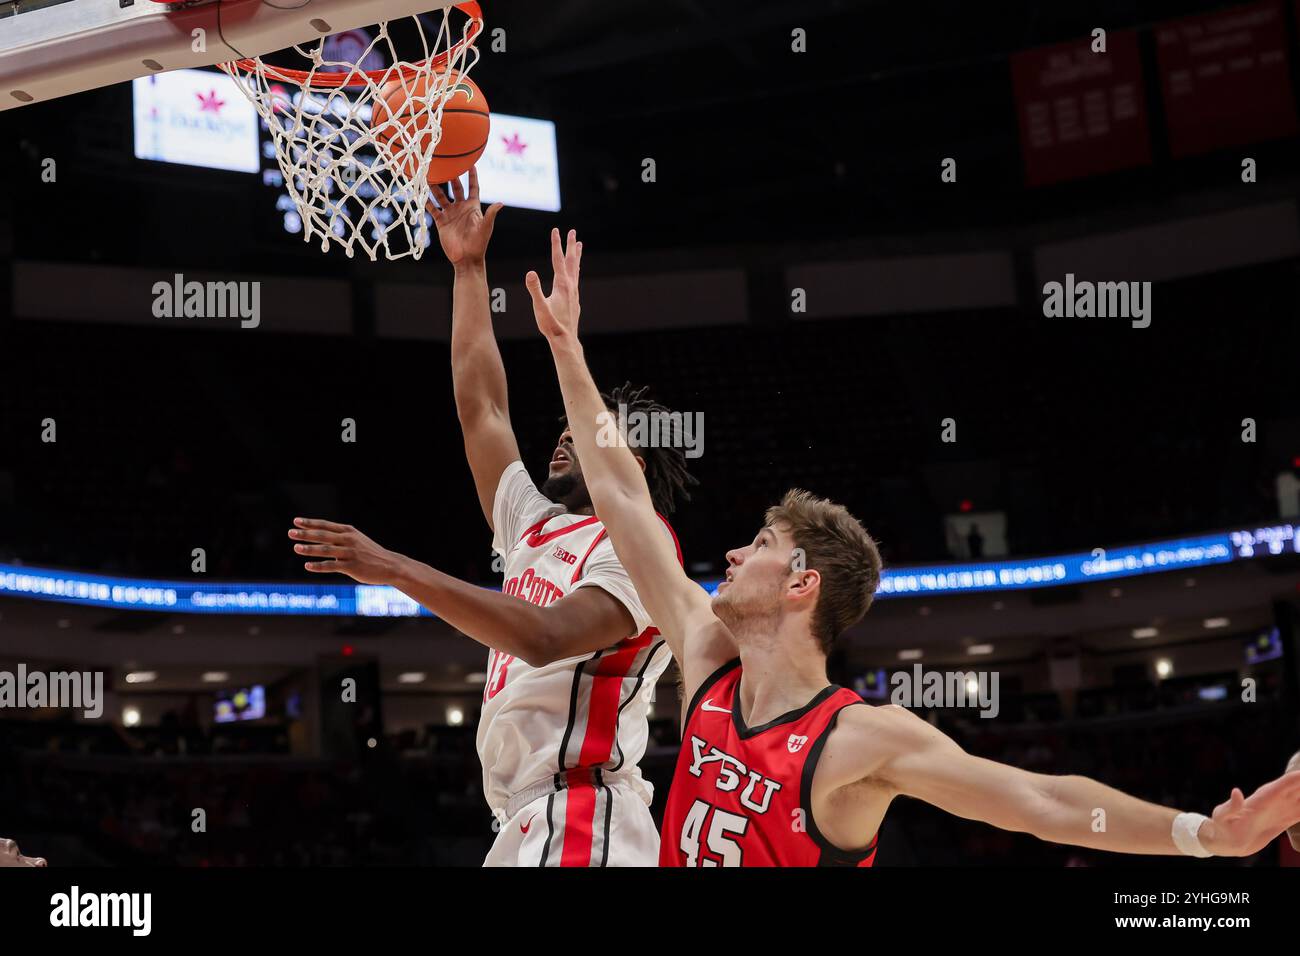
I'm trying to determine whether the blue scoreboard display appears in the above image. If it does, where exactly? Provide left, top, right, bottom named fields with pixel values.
left=3, top=523, right=1297, bottom=617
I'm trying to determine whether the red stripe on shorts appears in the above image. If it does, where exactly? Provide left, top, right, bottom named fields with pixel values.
left=560, top=778, right=597, bottom=867
left=559, top=631, right=654, bottom=866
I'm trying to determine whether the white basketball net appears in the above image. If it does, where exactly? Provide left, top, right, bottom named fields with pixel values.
left=220, top=8, right=482, bottom=261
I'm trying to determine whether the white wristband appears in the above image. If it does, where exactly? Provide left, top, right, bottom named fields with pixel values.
left=1172, top=812, right=1212, bottom=857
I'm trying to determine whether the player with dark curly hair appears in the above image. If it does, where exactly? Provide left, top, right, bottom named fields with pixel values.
left=288, top=168, right=704, bottom=866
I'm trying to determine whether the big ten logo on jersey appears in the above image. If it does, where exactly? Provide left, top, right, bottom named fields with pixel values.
left=552, top=544, right=578, bottom=565
left=688, top=736, right=782, bottom=813
left=502, top=567, right=564, bottom=608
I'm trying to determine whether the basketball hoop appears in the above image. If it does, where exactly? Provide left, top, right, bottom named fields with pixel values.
left=219, top=2, right=484, bottom=260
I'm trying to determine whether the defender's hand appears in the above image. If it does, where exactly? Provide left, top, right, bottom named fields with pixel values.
left=527, top=228, right=583, bottom=341
left=1286, top=756, right=1300, bottom=852
left=427, top=166, right=503, bottom=267
left=1198, top=773, right=1300, bottom=857
left=0, top=838, right=47, bottom=867
left=289, top=518, right=406, bottom=586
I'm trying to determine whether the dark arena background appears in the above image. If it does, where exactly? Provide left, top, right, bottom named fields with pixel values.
left=2, top=0, right=1300, bottom=893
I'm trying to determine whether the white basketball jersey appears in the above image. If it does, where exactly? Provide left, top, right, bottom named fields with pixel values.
left=477, top=461, right=677, bottom=814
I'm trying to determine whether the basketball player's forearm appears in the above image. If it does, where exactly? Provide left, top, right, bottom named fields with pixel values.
left=450, top=262, right=508, bottom=420
left=1287, top=754, right=1300, bottom=849
left=1032, top=774, right=1189, bottom=855
left=390, top=555, right=555, bottom=664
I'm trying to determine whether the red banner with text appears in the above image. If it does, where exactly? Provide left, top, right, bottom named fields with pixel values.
left=1156, top=0, right=1296, bottom=158
left=1011, top=30, right=1152, bottom=187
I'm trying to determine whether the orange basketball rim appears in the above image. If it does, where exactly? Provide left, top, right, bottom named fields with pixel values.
left=221, top=1, right=484, bottom=89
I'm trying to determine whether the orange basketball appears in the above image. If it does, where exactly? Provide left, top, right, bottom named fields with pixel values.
left=370, top=71, right=490, bottom=184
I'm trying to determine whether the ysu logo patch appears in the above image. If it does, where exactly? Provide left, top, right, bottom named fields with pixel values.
left=787, top=734, right=808, bottom=754
left=688, top=736, right=782, bottom=814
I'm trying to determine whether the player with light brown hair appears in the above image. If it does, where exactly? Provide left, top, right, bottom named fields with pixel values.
left=528, top=225, right=1300, bottom=867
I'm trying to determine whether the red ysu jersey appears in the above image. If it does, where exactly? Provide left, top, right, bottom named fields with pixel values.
left=660, top=659, right=878, bottom=867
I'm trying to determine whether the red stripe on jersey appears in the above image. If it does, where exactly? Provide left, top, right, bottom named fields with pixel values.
left=560, top=777, right=597, bottom=867
left=577, top=630, right=655, bottom=767
left=570, top=529, right=609, bottom=584
left=569, top=515, right=686, bottom=582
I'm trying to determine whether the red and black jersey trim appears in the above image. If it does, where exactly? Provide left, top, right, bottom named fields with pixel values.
left=799, top=700, right=879, bottom=867
left=732, top=679, right=842, bottom=740
left=609, top=639, right=665, bottom=772
left=598, top=781, right=614, bottom=868
left=557, top=648, right=607, bottom=772
left=684, top=657, right=740, bottom=727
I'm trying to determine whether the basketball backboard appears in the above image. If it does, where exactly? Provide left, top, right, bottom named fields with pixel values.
left=0, top=0, right=459, bottom=110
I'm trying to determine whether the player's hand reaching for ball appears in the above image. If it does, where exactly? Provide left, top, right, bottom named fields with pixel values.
left=527, top=228, right=583, bottom=341
left=1197, top=772, right=1300, bottom=857
left=289, top=518, right=408, bottom=586
left=427, top=166, right=503, bottom=268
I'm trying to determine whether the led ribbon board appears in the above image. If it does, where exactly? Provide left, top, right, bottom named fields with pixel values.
left=2, top=524, right=1296, bottom=615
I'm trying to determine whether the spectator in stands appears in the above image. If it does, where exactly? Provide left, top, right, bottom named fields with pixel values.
left=0, top=837, right=46, bottom=867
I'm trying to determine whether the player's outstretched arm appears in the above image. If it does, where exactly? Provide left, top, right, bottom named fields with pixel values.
left=290, top=518, right=638, bottom=667
left=1287, top=751, right=1300, bottom=852
left=429, top=168, right=516, bottom=530
left=526, top=229, right=727, bottom=685
left=0, top=838, right=46, bottom=867
left=829, top=705, right=1300, bottom=858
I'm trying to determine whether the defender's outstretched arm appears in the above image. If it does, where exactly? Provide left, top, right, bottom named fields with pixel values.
left=826, top=704, right=1300, bottom=858
left=0, top=837, right=46, bottom=867
left=1287, top=751, right=1300, bottom=852
left=527, top=229, right=732, bottom=694
left=430, top=169, right=517, bottom=529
